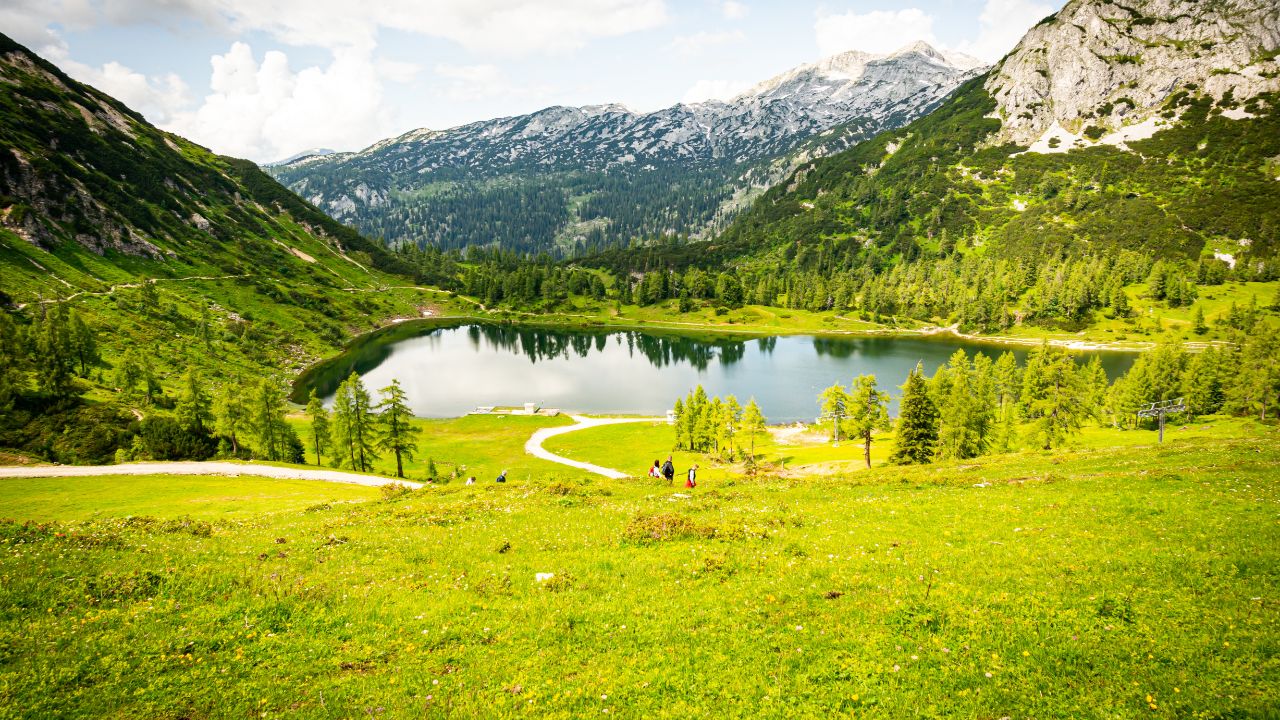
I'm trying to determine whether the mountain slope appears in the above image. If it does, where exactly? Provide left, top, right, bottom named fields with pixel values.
left=710, top=0, right=1280, bottom=267
left=268, top=43, right=984, bottom=256
left=0, top=32, right=439, bottom=383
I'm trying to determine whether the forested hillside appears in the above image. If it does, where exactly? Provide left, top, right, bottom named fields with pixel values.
left=0, top=32, right=445, bottom=462
left=580, top=0, right=1280, bottom=334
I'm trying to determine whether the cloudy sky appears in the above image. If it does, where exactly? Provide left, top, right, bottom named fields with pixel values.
left=4, top=0, right=1063, bottom=163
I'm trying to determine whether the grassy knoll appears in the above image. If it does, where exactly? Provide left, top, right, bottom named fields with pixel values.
left=286, top=413, right=574, bottom=483
left=1, top=432, right=1276, bottom=718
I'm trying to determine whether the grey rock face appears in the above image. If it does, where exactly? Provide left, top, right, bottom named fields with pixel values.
left=987, top=0, right=1280, bottom=146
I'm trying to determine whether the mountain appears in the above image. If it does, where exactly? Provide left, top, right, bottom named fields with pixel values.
left=263, top=148, right=337, bottom=167
left=573, top=0, right=1279, bottom=335
left=268, top=42, right=985, bottom=256
left=0, top=32, right=435, bottom=382
left=705, top=0, right=1280, bottom=266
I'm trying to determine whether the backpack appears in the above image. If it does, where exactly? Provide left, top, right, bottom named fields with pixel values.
left=662, top=460, right=674, bottom=476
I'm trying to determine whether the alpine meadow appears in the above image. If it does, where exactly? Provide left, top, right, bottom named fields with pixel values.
left=1, top=0, right=1279, bottom=718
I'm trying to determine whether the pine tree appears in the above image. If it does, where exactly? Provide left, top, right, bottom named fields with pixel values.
left=1192, top=305, right=1208, bottom=335
left=848, top=374, right=891, bottom=468
left=672, top=398, right=687, bottom=450
left=740, top=398, right=766, bottom=460
left=426, top=457, right=438, bottom=481
left=818, top=382, right=852, bottom=444
left=175, top=368, right=212, bottom=434
left=1227, top=322, right=1280, bottom=420
left=993, top=351, right=1021, bottom=409
left=215, top=382, right=250, bottom=456
left=0, top=312, right=25, bottom=413
left=34, top=306, right=75, bottom=399
left=720, top=395, right=742, bottom=460
left=1023, top=348, right=1091, bottom=450
left=1183, top=347, right=1225, bottom=417
left=332, top=372, right=378, bottom=471
left=251, top=378, right=291, bottom=462
left=376, top=379, right=420, bottom=478
left=114, top=351, right=141, bottom=397
left=304, top=390, right=331, bottom=466
left=68, top=313, right=98, bottom=377
left=938, top=352, right=983, bottom=460
left=891, top=363, right=940, bottom=465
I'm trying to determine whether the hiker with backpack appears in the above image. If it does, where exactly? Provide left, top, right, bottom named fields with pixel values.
left=661, top=456, right=675, bottom=484
left=686, top=463, right=698, bottom=489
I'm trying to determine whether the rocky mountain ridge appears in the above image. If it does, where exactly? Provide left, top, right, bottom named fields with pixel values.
left=268, top=41, right=985, bottom=254
left=988, top=0, right=1280, bottom=148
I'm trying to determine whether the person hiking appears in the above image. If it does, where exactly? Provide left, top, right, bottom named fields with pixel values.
left=686, top=464, right=698, bottom=489
left=648, top=460, right=662, bottom=479
left=496, top=470, right=507, bottom=483
left=661, top=456, right=675, bottom=485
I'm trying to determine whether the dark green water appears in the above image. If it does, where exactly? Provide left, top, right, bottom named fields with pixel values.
left=294, top=322, right=1136, bottom=422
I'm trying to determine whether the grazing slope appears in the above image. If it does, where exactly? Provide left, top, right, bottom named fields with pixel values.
left=0, top=432, right=1275, bottom=717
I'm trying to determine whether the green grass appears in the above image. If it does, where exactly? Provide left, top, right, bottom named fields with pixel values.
left=1, top=431, right=1276, bottom=717
left=287, top=413, right=574, bottom=483
left=0, top=474, right=378, bottom=522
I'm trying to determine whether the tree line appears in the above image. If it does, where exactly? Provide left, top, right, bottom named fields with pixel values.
left=674, top=320, right=1280, bottom=469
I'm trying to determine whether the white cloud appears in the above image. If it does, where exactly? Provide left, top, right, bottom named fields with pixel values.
left=41, top=46, right=193, bottom=125
left=681, top=78, right=751, bottom=104
left=163, top=42, right=403, bottom=161
left=431, top=63, right=556, bottom=107
left=665, top=29, right=746, bottom=57
left=13, top=0, right=669, bottom=55
left=957, top=0, right=1055, bottom=62
left=721, top=1, right=748, bottom=20
left=814, top=8, right=938, bottom=57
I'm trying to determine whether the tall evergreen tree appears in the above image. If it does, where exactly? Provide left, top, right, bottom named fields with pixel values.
left=1183, top=347, right=1225, bottom=417
left=215, top=381, right=250, bottom=456
left=332, top=372, right=378, bottom=472
left=818, top=382, right=852, bottom=444
left=175, top=368, right=212, bottom=434
left=1227, top=322, right=1280, bottom=420
left=0, top=312, right=25, bottom=414
left=891, top=363, right=940, bottom=465
left=304, top=390, right=331, bottom=466
left=251, top=378, right=292, bottom=462
left=68, top=313, right=98, bottom=377
left=740, top=398, right=766, bottom=460
left=848, top=374, right=891, bottom=468
left=1023, top=347, right=1091, bottom=450
left=376, top=379, right=420, bottom=478
left=672, top=398, right=687, bottom=450
left=34, top=306, right=75, bottom=399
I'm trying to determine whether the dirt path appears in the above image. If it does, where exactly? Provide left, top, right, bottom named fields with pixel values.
left=0, top=461, right=420, bottom=488
left=525, top=415, right=665, bottom=479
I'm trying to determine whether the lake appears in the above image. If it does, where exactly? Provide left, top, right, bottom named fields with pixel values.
left=294, top=322, right=1137, bottom=423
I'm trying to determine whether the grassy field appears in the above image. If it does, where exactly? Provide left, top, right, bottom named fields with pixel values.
left=541, top=414, right=1269, bottom=479
left=1, top=428, right=1276, bottom=718
left=0, top=475, right=378, bottom=522
left=286, top=413, right=573, bottom=483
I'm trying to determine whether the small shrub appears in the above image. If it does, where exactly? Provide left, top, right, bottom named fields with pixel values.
left=622, top=513, right=712, bottom=544
left=380, top=483, right=415, bottom=501
left=541, top=572, right=575, bottom=592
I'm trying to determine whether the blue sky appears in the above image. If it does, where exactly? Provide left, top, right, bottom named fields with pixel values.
left=3, top=0, right=1063, bottom=162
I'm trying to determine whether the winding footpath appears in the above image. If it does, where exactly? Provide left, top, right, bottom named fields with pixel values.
left=525, top=415, right=666, bottom=479
left=0, top=461, right=420, bottom=488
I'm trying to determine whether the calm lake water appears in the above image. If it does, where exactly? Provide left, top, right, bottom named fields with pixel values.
left=295, top=322, right=1137, bottom=423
